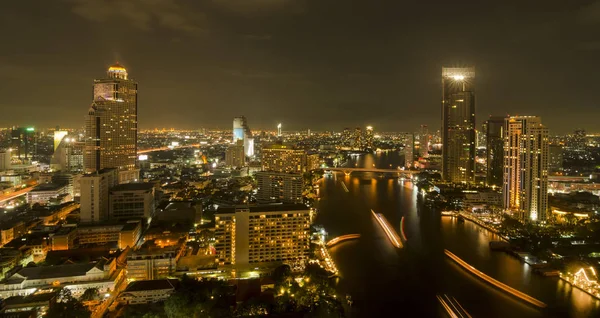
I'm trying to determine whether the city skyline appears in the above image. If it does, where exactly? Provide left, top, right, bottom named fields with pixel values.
left=3, top=1, right=600, bottom=133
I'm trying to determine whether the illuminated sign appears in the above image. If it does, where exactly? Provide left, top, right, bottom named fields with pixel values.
left=138, top=155, right=148, bottom=161
left=26, top=127, right=35, bottom=132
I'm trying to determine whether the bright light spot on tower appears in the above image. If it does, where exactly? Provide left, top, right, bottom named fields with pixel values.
left=277, top=123, right=282, bottom=129
left=367, top=126, right=373, bottom=130
left=452, top=75, right=465, bottom=81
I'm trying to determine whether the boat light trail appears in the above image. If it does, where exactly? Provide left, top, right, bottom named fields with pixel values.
left=371, top=210, right=403, bottom=248
left=444, top=249, right=546, bottom=308
left=400, top=216, right=408, bottom=242
left=437, top=294, right=472, bottom=318
left=340, top=181, right=349, bottom=192
left=326, top=234, right=361, bottom=247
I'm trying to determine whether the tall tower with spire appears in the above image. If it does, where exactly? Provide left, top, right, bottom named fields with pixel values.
left=84, top=63, right=139, bottom=183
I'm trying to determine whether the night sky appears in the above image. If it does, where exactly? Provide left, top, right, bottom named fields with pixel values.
left=1, top=1, right=599, bottom=133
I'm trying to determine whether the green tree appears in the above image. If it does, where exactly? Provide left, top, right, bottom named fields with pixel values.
left=46, top=288, right=91, bottom=318
left=80, top=288, right=100, bottom=302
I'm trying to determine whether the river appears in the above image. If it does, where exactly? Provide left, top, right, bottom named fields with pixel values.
left=314, top=152, right=600, bottom=317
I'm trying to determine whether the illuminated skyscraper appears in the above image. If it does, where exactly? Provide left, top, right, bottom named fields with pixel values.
left=261, top=144, right=307, bottom=173
left=232, top=116, right=254, bottom=157
left=11, top=127, right=36, bottom=160
left=277, top=123, right=282, bottom=137
left=84, top=63, right=138, bottom=184
left=352, top=127, right=362, bottom=150
left=441, top=67, right=476, bottom=183
left=503, top=116, right=549, bottom=222
left=418, top=124, right=429, bottom=157
left=364, top=126, right=374, bottom=151
left=399, top=133, right=414, bottom=168
left=485, top=116, right=505, bottom=187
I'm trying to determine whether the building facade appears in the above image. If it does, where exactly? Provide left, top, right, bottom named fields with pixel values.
left=109, top=183, right=155, bottom=222
left=441, top=67, right=476, bottom=183
left=255, top=171, right=303, bottom=204
left=503, top=116, right=549, bottom=221
left=261, top=145, right=307, bottom=173
left=80, top=168, right=118, bottom=223
left=485, top=116, right=505, bottom=187
left=84, top=63, right=139, bottom=184
left=214, top=205, right=312, bottom=273
left=225, top=140, right=245, bottom=168
left=126, top=243, right=185, bottom=281
left=233, top=116, right=254, bottom=157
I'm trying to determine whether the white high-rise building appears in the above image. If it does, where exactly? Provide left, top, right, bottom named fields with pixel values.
left=232, top=116, right=254, bottom=157
left=84, top=63, right=139, bottom=184
left=503, top=116, right=549, bottom=222
left=214, top=204, right=313, bottom=273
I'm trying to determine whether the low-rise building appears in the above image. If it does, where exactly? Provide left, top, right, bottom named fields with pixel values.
left=126, top=241, right=186, bottom=281
left=1, top=222, right=26, bottom=247
left=26, top=183, right=71, bottom=206
left=50, top=221, right=141, bottom=251
left=462, top=190, right=503, bottom=211
left=0, top=257, right=124, bottom=299
left=117, top=279, right=178, bottom=305
left=77, top=221, right=142, bottom=249
left=50, top=226, right=77, bottom=251
left=0, top=292, right=57, bottom=317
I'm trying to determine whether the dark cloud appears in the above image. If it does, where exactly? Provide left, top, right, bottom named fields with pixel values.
left=210, top=0, right=306, bottom=15
left=67, top=0, right=206, bottom=34
left=1, top=0, right=600, bottom=133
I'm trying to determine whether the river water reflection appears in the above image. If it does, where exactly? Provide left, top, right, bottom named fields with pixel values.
left=314, top=152, right=600, bottom=317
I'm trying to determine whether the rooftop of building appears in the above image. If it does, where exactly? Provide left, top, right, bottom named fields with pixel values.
left=121, top=221, right=142, bottom=232
left=45, top=246, right=117, bottom=265
left=77, top=220, right=140, bottom=232
left=2, top=292, right=57, bottom=306
left=81, top=168, right=116, bottom=178
left=216, top=203, right=310, bottom=215
left=164, top=201, right=196, bottom=211
left=6, top=260, right=106, bottom=282
left=110, top=182, right=154, bottom=192
left=123, top=279, right=179, bottom=292
left=54, top=225, right=77, bottom=236
left=30, top=182, right=67, bottom=192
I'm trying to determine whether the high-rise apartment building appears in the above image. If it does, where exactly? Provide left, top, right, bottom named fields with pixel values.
left=441, top=67, right=476, bottom=183
left=255, top=171, right=303, bottom=203
left=10, top=127, right=36, bottom=160
left=571, top=129, right=587, bottom=152
left=50, top=135, right=84, bottom=173
left=418, top=125, right=429, bottom=157
left=84, top=63, right=139, bottom=184
left=214, top=204, right=312, bottom=273
left=503, top=116, right=549, bottom=221
left=402, top=133, right=414, bottom=168
left=485, top=116, right=505, bottom=187
left=261, top=144, right=307, bottom=173
left=80, top=168, right=118, bottom=223
left=352, top=127, right=362, bottom=150
left=225, top=140, right=245, bottom=168
left=364, top=126, right=374, bottom=151
left=548, top=145, right=564, bottom=174
left=0, top=150, right=11, bottom=171
left=232, top=116, right=254, bottom=157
